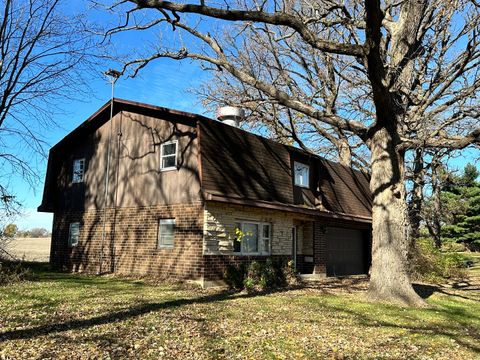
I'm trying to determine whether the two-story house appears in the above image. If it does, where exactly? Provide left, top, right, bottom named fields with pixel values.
left=38, top=99, right=372, bottom=287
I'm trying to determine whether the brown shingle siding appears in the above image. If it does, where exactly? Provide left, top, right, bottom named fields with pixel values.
left=40, top=99, right=371, bottom=221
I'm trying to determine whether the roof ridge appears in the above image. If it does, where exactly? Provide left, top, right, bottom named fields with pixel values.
left=52, top=97, right=366, bottom=175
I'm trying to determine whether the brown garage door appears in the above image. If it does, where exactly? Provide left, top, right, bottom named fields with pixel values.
left=326, top=227, right=367, bottom=276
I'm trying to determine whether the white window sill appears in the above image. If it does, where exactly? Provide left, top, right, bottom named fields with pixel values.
left=233, top=252, right=271, bottom=256
left=160, top=167, right=177, bottom=172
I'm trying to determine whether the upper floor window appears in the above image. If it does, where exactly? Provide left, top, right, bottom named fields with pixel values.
left=158, top=219, right=175, bottom=249
left=234, top=221, right=271, bottom=255
left=68, top=222, right=80, bottom=247
left=72, top=158, right=85, bottom=183
left=161, top=140, right=178, bottom=171
left=294, top=161, right=309, bottom=188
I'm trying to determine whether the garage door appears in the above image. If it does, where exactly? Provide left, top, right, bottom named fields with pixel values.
left=326, top=227, right=367, bottom=276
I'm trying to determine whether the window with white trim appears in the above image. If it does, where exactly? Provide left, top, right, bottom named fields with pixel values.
left=68, top=222, right=80, bottom=247
left=72, top=158, right=85, bottom=183
left=160, top=140, right=178, bottom=170
left=158, top=219, right=175, bottom=248
left=234, top=221, right=271, bottom=255
left=294, top=161, right=309, bottom=188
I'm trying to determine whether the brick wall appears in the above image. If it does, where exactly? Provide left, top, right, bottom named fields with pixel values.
left=50, top=202, right=204, bottom=280
left=202, top=201, right=318, bottom=283
left=50, top=199, right=371, bottom=284
left=313, top=221, right=327, bottom=274
left=202, top=201, right=371, bottom=280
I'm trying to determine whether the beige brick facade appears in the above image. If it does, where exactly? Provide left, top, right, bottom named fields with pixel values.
left=203, top=201, right=314, bottom=256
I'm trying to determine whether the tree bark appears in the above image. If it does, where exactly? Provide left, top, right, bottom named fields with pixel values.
left=409, top=149, right=424, bottom=240
left=407, top=148, right=424, bottom=267
left=427, top=160, right=442, bottom=249
left=367, top=128, right=427, bottom=307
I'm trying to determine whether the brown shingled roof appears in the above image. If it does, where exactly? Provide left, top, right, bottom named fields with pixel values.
left=199, top=118, right=372, bottom=219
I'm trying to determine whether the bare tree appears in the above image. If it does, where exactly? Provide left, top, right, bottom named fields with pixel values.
left=192, top=23, right=370, bottom=168
left=107, top=0, right=480, bottom=306
left=1, top=166, right=20, bottom=260
left=0, top=0, right=99, bottom=204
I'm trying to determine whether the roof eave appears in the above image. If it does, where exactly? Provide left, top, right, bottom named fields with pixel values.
left=204, top=192, right=372, bottom=224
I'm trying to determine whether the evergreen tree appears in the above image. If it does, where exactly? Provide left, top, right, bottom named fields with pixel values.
left=441, top=164, right=480, bottom=251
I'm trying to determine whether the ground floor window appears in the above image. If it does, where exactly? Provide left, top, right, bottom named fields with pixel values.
left=68, top=222, right=80, bottom=247
left=234, top=221, right=271, bottom=255
left=158, top=219, right=175, bottom=249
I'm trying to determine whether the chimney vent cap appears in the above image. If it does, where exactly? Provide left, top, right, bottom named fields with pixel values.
left=216, top=106, right=245, bottom=127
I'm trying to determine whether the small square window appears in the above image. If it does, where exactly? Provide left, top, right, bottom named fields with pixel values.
left=158, top=219, right=175, bottom=248
left=68, top=222, right=80, bottom=247
left=161, top=141, right=178, bottom=170
left=294, top=162, right=309, bottom=188
left=72, top=159, right=85, bottom=183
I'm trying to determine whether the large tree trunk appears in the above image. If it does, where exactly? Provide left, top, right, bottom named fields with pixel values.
left=367, top=128, right=427, bottom=307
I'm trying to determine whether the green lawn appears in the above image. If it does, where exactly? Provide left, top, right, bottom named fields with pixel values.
left=0, top=263, right=479, bottom=359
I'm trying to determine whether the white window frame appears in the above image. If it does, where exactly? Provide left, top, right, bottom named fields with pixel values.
left=158, top=218, right=175, bottom=249
left=294, top=161, right=310, bottom=188
left=68, top=222, right=80, bottom=247
left=72, top=158, right=85, bottom=183
left=160, top=140, right=178, bottom=171
left=233, top=221, right=271, bottom=255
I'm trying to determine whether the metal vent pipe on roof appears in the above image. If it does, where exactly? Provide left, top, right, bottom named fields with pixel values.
left=216, top=106, right=245, bottom=127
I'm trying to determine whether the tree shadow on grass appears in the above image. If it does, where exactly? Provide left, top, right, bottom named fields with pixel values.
left=301, top=293, right=480, bottom=355
left=3, top=266, right=479, bottom=355
left=0, top=290, right=268, bottom=343
left=302, top=276, right=369, bottom=294
left=413, top=282, right=479, bottom=302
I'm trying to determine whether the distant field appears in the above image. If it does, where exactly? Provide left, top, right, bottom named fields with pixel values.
left=5, top=237, right=50, bottom=262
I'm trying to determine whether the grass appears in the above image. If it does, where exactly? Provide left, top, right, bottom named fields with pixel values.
left=0, top=263, right=479, bottom=359
left=463, top=252, right=480, bottom=277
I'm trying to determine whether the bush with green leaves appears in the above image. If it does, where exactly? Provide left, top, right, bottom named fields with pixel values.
left=224, top=263, right=246, bottom=290
left=441, top=241, right=466, bottom=252
left=411, top=238, right=467, bottom=282
left=224, top=258, right=299, bottom=291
